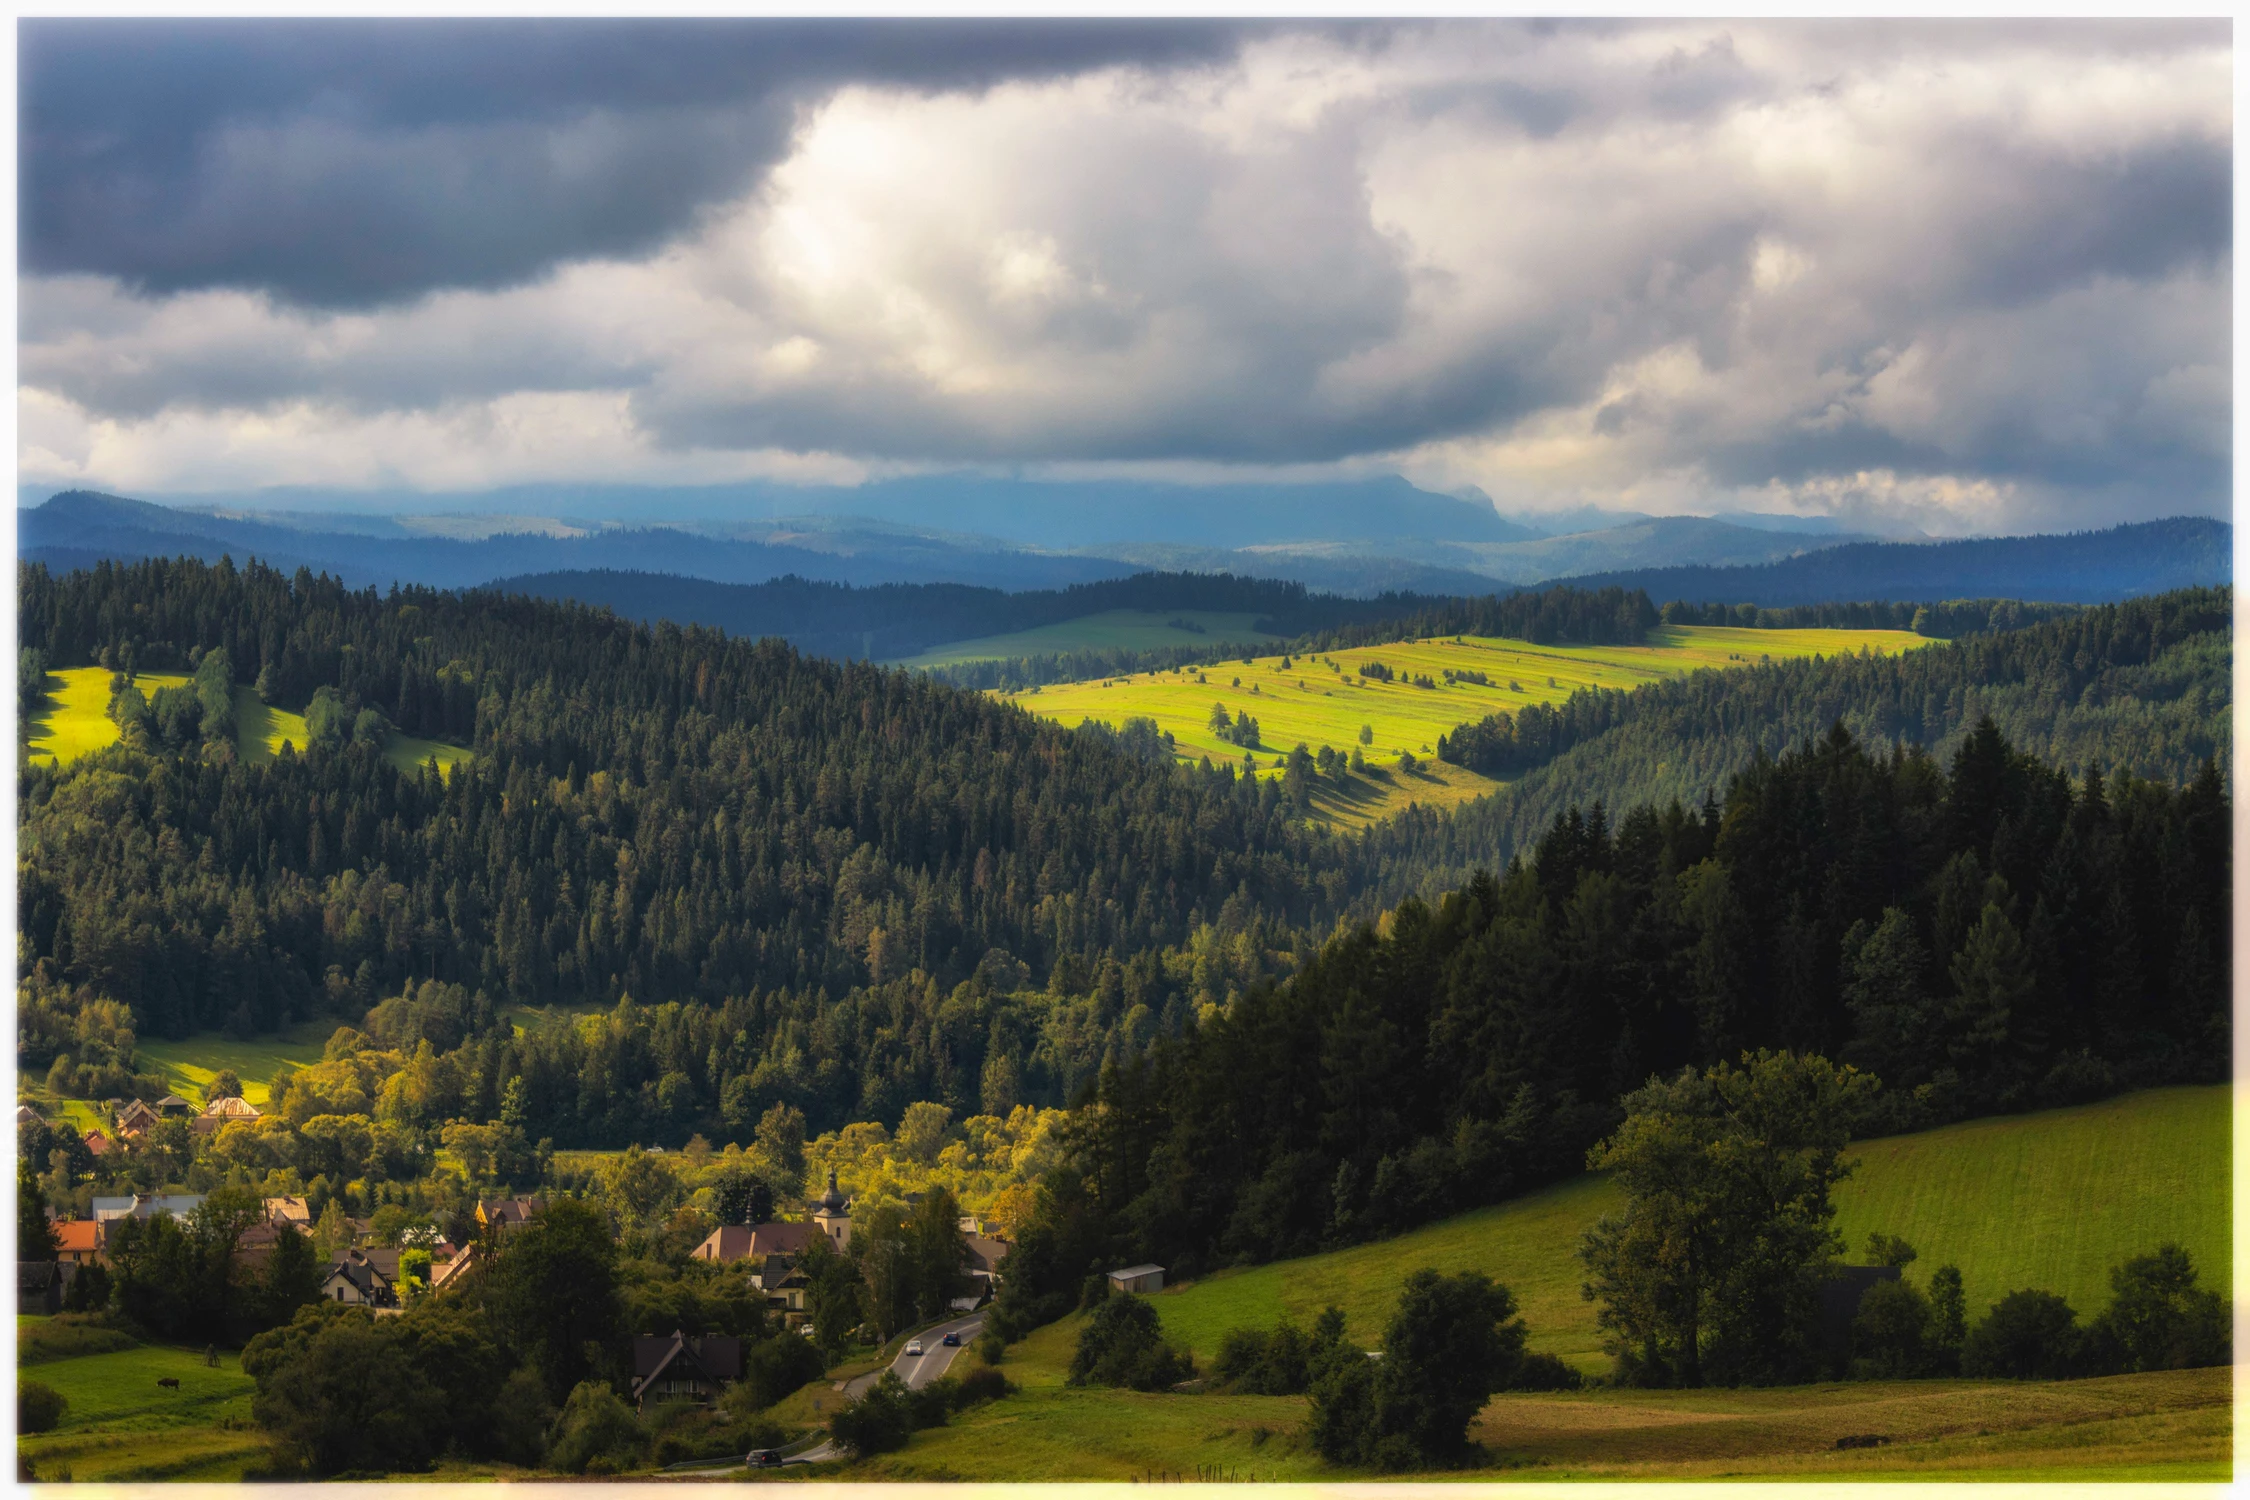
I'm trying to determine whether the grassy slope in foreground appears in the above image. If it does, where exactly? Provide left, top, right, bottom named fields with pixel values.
left=896, top=608, right=1289, bottom=668
left=1151, top=1084, right=2229, bottom=1372
left=22, top=666, right=469, bottom=779
left=15, top=1331, right=265, bottom=1483
left=996, top=625, right=1928, bottom=827
left=842, top=1306, right=2228, bottom=1482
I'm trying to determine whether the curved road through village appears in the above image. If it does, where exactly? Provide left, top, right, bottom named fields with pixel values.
left=783, top=1310, right=988, bottom=1466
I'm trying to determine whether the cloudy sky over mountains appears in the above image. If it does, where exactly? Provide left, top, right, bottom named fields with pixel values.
left=18, top=19, right=2230, bottom=534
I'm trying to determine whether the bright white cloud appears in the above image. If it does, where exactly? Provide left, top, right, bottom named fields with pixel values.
left=17, top=21, right=2230, bottom=532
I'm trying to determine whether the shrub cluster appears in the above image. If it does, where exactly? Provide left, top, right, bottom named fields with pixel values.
left=828, top=1364, right=1018, bottom=1458
left=1308, top=1270, right=1540, bottom=1471
left=1847, top=1241, right=2227, bottom=1385
left=1069, top=1283, right=1196, bottom=1391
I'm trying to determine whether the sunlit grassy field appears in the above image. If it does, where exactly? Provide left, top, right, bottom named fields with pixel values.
left=23, top=667, right=469, bottom=780
left=832, top=1307, right=2229, bottom=1482
left=995, top=625, right=1929, bottom=825
left=22, top=667, right=188, bottom=765
left=895, top=608, right=1288, bottom=669
left=1149, top=1086, right=2229, bottom=1374
left=15, top=1331, right=266, bottom=1483
left=134, top=1018, right=339, bottom=1108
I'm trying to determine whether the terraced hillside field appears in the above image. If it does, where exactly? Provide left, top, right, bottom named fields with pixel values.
left=999, top=625, right=1929, bottom=825
left=1149, top=1085, right=2229, bottom=1373
left=23, top=666, right=470, bottom=779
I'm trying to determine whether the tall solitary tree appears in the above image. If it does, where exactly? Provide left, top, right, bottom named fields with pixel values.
left=1579, top=1050, right=1874, bottom=1387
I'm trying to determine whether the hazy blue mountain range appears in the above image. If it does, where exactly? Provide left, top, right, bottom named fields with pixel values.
left=1113, top=514, right=1882, bottom=588
left=18, top=489, right=1139, bottom=593
left=20, top=485, right=1850, bottom=599
left=1543, top=517, right=2231, bottom=607
left=18, top=492, right=2230, bottom=663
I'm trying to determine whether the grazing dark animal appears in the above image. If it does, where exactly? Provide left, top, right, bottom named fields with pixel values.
left=156, top=1377, right=180, bottom=1390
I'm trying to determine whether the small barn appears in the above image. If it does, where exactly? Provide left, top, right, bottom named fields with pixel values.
left=1107, top=1264, right=1165, bottom=1295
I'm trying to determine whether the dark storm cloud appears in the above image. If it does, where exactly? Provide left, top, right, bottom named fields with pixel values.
left=20, top=18, right=1265, bottom=307
left=16, top=21, right=2230, bottom=531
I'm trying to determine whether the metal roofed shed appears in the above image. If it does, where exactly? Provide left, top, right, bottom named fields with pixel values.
left=1107, top=1264, right=1165, bottom=1294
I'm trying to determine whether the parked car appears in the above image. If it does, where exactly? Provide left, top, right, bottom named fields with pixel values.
left=905, top=1339, right=924, bottom=1356
left=746, top=1450, right=783, bottom=1468
left=941, top=1332, right=960, bottom=1347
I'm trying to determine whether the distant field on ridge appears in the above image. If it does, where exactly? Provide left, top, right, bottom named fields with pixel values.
left=995, top=624, right=1929, bottom=825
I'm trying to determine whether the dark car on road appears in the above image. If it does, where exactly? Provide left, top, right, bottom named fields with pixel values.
left=746, top=1450, right=783, bottom=1468
left=942, top=1332, right=960, bottom=1347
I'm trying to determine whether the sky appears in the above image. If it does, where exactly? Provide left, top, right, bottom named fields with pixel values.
left=16, top=19, right=2232, bottom=536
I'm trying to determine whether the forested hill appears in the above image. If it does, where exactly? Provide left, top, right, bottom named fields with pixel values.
left=1021, top=717, right=2228, bottom=1301
left=1368, top=588, right=2229, bottom=900
left=485, top=567, right=1441, bottom=663
left=18, top=556, right=1368, bottom=1049
left=1543, top=516, right=2229, bottom=607
left=13, top=561, right=2229, bottom=1150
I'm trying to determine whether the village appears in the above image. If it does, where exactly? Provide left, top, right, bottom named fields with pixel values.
left=18, top=1082, right=1027, bottom=1427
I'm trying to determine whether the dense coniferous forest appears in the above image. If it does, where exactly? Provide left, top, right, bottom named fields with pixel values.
left=1400, top=589, right=2230, bottom=894
left=1000, top=719, right=2228, bottom=1320
left=15, top=562, right=2230, bottom=1159
left=16, top=557, right=1377, bottom=1141
left=1655, top=598, right=2081, bottom=636
left=491, top=567, right=1445, bottom=664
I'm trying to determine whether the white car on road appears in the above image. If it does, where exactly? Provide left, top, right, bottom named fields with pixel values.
left=905, top=1339, right=924, bottom=1356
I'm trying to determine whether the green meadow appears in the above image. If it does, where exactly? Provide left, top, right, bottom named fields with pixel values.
left=24, top=666, right=470, bottom=780
left=15, top=1326, right=265, bottom=1483
left=1149, top=1085, right=2229, bottom=1372
left=134, top=1018, right=339, bottom=1109
left=829, top=1085, right=2231, bottom=1482
left=996, top=625, right=1929, bottom=826
left=894, top=608, right=1288, bottom=669
left=838, top=1305, right=2229, bottom=1482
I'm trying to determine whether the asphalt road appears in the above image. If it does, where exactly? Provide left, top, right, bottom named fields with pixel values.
left=783, top=1310, right=988, bottom=1466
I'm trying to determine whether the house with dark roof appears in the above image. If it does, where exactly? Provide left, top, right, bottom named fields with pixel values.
left=690, top=1220, right=819, bottom=1266
left=962, top=1233, right=1011, bottom=1277
left=154, top=1094, right=195, bottom=1118
left=18, top=1262, right=71, bottom=1316
left=114, top=1099, right=160, bottom=1137
left=476, top=1196, right=546, bottom=1233
left=629, top=1330, right=742, bottom=1412
left=322, top=1247, right=402, bottom=1310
